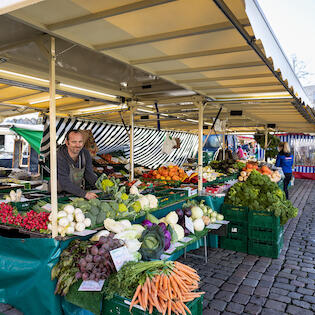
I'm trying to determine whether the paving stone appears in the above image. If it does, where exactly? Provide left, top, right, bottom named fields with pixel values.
left=297, top=287, right=314, bottom=295
left=270, top=287, right=289, bottom=296
left=273, top=282, right=296, bottom=291
left=221, top=312, right=237, bottom=315
left=303, top=295, right=315, bottom=304
left=212, top=273, right=230, bottom=281
left=247, top=271, right=263, bottom=280
left=226, top=302, right=244, bottom=314
left=215, top=290, right=234, bottom=302
left=264, top=299, right=287, bottom=312
left=260, top=275, right=274, bottom=282
left=237, top=284, right=255, bottom=295
left=301, top=267, right=315, bottom=273
left=261, top=308, right=282, bottom=315
left=203, top=277, right=224, bottom=287
left=244, top=303, right=262, bottom=315
left=202, top=308, right=220, bottom=315
left=292, top=299, right=311, bottom=309
left=292, top=270, right=308, bottom=277
left=208, top=299, right=227, bottom=312
left=232, top=292, right=251, bottom=305
left=306, top=283, right=315, bottom=290
left=290, top=280, right=305, bottom=287
left=275, top=277, right=289, bottom=284
left=220, top=282, right=238, bottom=293
left=296, top=276, right=314, bottom=284
left=254, top=286, right=270, bottom=297
left=227, top=276, right=244, bottom=285
left=250, top=295, right=266, bottom=306
left=258, top=279, right=273, bottom=288
left=287, top=305, right=314, bottom=315
left=242, top=278, right=259, bottom=287
left=268, top=292, right=291, bottom=303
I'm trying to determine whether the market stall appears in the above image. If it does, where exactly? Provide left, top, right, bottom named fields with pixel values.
left=1, top=0, right=315, bottom=314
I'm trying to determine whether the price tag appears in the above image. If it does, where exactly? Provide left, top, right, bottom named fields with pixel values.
left=206, top=224, right=222, bottom=230
left=110, top=246, right=132, bottom=271
left=78, top=279, right=105, bottom=291
left=185, top=216, right=194, bottom=234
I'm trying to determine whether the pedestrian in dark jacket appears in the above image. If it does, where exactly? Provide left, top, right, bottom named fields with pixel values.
left=276, top=142, right=293, bottom=199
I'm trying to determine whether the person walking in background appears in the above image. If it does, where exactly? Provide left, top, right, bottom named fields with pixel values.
left=276, top=142, right=293, bottom=199
left=237, top=145, right=245, bottom=159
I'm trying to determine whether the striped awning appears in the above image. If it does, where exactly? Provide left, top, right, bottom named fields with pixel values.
left=0, top=0, right=314, bottom=133
left=40, top=117, right=198, bottom=169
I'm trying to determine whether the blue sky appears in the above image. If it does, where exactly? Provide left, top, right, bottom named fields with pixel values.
left=258, top=0, right=315, bottom=86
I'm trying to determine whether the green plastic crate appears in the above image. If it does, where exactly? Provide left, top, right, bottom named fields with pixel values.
left=248, top=210, right=282, bottom=242
left=169, top=189, right=189, bottom=201
left=220, top=235, right=247, bottom=253
left=102, top=294, right=203, bottom=315
left=221, top=204, right=248, bottom=223
left=248, top=210, right=280, bottom=228
left=248, top=235, right=283, bottom=259
left=154, top=190, right=176, bottom=207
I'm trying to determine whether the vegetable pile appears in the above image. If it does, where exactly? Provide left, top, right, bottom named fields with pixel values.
left=105, top=260, right=204, bottom=315
left=47, top=205, right=91, bottom=236
left=209, top=159, right=244, bottom=174
left=225, top=170, right=298, bottom=225
left=238, top=162, right=281, bottom=183
left=0, top=202, right=49, bottom=232
left=144, top=165, right=188, bottom=182
left=51, top=235, right=122, bottom=295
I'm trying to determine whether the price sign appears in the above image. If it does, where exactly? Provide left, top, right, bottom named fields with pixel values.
left=185, top=216, right=194, bottom=234
left=78, top=279, right=105, bottom=292
left=110, top=246, right=132, bottom=271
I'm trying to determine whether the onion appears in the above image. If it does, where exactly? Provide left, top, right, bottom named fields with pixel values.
left=75, top=272, right=82, bottom=280
left=86, top=262, right=94, bottom=271
left=79, top=258, right=87, bottom=267
left=93, top=255, right=101, bottom=263
left=98, top=236, right=107, bottom=244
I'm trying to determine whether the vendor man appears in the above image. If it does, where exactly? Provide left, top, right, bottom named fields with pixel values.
left=57, top=129, right=98, bottom=200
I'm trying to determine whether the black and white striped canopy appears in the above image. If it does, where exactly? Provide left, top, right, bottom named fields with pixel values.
left=41, top=118, right=198, bottom=169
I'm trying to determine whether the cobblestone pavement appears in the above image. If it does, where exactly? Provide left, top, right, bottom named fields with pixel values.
left=1, top=179, right=314, bottom=315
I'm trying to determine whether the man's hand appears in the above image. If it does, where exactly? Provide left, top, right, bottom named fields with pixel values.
left=85, top=192, right=98, bottom=200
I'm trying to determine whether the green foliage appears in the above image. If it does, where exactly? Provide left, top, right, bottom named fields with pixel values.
left=225, top=170, right=298, bottom=225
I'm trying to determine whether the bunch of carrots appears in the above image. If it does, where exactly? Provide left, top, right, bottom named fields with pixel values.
left=129, top=261, right=204, bottom=315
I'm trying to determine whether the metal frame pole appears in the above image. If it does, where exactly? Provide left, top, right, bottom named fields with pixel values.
left=129, top=102, right=136, bottom=181
left=264, top=127, right=268, bottom=162
left=49, top=37, right=58, bottom=238
left=195, top=98, right=204, bottom=193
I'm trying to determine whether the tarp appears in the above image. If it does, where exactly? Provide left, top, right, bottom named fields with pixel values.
left=10, top=126, right=43, bottom=154
left=0, top=236, right=72, bottom=315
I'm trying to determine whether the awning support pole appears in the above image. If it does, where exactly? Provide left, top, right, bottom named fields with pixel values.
left=129, top=101, right=136, bottom=181
left=194, top=97, right=204, bottom=193
left=49, top=37, right=58, bottom=238
left=222, top=124, right=226, bottom=160
left=264, top=127, right=268, bottom=162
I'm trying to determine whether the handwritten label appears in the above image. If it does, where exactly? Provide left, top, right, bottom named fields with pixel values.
left=185, top=216, right=194, bottom=234
left=206, top=224, right=222, bottom=230
left=110, top=246, right=132, bottom=271
left=73, top=229, right=97, bottom=237
left=78, top=279, right=105, bottom=291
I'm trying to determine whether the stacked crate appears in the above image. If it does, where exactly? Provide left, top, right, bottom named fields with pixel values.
left=247, top=210, right=283, bottom=259
left=220, top=204, right=248, bottom=253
